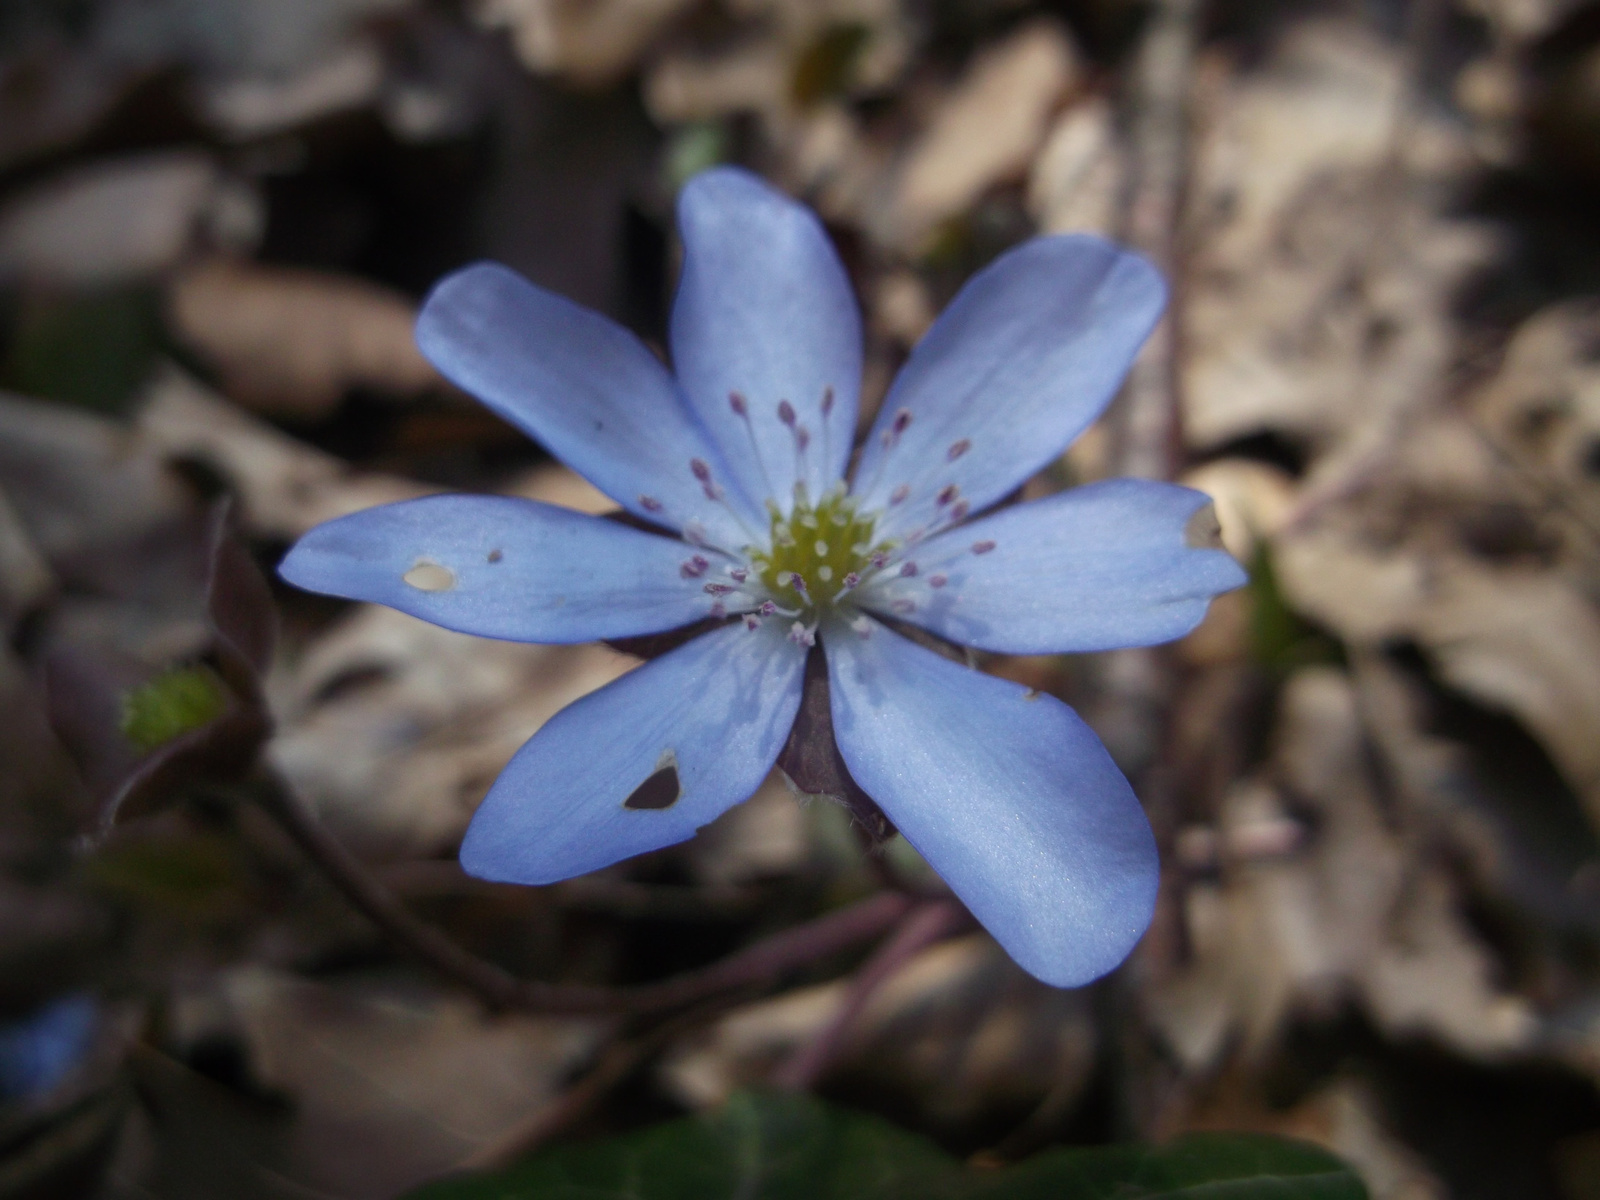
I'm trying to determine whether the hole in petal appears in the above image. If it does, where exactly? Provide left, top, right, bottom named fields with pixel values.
left=624, top=756, right=681, bottom=810
left=1184, top=503, right=1226, bottom=551
left=403, top=560, right=456, bottom=591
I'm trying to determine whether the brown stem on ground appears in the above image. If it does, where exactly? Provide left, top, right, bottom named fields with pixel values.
left=253, top=766, right=915, bottom=1015
left=771, top=900, right=968, bottom=1091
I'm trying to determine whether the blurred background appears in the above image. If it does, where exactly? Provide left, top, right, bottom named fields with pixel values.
left=2, top=0, right=1600, bottom=1196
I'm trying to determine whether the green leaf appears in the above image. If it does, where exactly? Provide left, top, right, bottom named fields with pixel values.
left=119, top=666, right=229, bottom=753
left=404, top=1093, right=1366, bottom=1200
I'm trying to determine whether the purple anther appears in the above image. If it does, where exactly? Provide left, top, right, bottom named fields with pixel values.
left=690, top=458, right=713, bottom=483
left=704, top=582, right=736, bottom=596
left=899, top=561, right=918, bottom=578
left=949, top=501, right=970, bottom=522
left=729, top=566, right=748, bottom=583
left=870, top=551, right=889, bottom=569
left=842, top=571, right=860, bottom=589
left=729, top=391, right=748, bottom=416
left=777, top=400, right=796, bottom=426
left=947, top=438, right=971, bottom=461
left=639, top=495, right=664, bottom=513
left=759, top=601, right=778, bottom=616
left=889, top=483, right=910, bottom=505
left=936, top=484, right=959, bottom=507
left=795, top=426, right=811, bottom=451
left=891, top=408, right=912, bottom=435
left=680, top=556, right=709, bottom=579
left=709, top=601, right=727, bottom=619
left=971, top=540, right=997, bottom=555
left=929, top=574, right=948, bottom=588
left=821, top=386, right=835, bottom=416
left=744, top=613, right=761, bottom=630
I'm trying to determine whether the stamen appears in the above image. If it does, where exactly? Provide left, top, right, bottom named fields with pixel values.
left=788, top=621, right=816, bottom=647
left=759, top=601, right=778, bottom=616
left=891, top=598, right=916, bottom=615
left=891, top=408, right=912, bottom=438
left=949, top=501, right=970, bottom=522
left=929, top=574, right=948, bottom=588
left=889, top=484, right=910, bottom=505
left=728, top=391, right=748, bottom=417
left=680, top=556, right=710, bottom=579
left=639, top=495, right=664, bottom=513
left=899, top=561, right=918, bottom=577
left=947, top=438, right=971, bottom=461
left=936, top=484, right=959, bottom=508
left=704, top=582, right=736, bottom=596
left=690, top=459, right=712, bottom=483
left=972, top=540, right=997, bottom=555
left=710, top=601, right=727, bottom=618
left=745, top=613, right=761, bottom=630
left=821, top=386, right=835, bottom=417
left=729, top=566, right=748, bottom=583
left=777, top=400, right=796, bottom=427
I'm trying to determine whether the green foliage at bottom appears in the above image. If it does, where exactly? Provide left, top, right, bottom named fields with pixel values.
left=406, top=1091, right=1367, bottom=1200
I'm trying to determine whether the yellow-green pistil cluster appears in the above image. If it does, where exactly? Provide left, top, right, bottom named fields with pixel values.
left=751, top=486, right=889, bottom=619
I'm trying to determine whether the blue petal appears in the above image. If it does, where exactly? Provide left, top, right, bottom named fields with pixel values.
left=0, top=994, right=98, bottom=1101
left=417, top=263, right=760, bottom=552
left=279, top=495, right=737, bottom=644
left=852, top=236, right=1164, bottom=541
left=461, top=621, right=806, bottom=883
left=862, top=479, right=1247, bottom=654
left=825, top=620, right=1157, bottom=987
left=671, top=168, right=862, bottom=510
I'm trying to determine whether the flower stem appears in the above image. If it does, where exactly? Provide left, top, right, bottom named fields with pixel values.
left=253, top=766, right=914, bottom=1015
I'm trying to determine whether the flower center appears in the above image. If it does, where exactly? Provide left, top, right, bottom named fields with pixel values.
left=750, top=485, right=888, bottom=621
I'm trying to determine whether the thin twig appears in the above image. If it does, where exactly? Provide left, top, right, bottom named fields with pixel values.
left=1095, top=0, right=1203, bottom=781
left=772, top=900, right=967, bottom=1091
left=254, top=766, right=914, bottom=1015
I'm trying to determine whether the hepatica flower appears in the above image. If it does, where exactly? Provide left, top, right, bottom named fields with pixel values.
left=280, top=168, right=1244, bottom=987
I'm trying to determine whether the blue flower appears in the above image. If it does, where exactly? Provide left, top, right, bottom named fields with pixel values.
left=280, top=167, right=1245, bottom=987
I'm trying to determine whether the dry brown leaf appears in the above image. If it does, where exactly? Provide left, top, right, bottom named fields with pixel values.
left=877, top=20, right=1079, bottom=251
left=167, top=259, right=442, bottom=419
left=1145, top=668, right=1533, bottom=1070
left=0, top=152, right=260, bottom=284
left=135, top=366, right=429, bottom=538
left=473, top=0, right=698, bottom=86
left=217, top=966, right=599, bottom=1199
left=1182, top=21, right=1494, bottom=463
left=268, top=603, right=635, bottom=860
